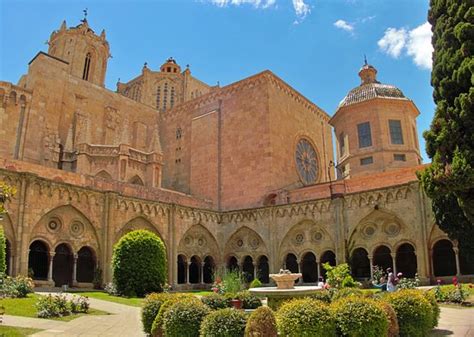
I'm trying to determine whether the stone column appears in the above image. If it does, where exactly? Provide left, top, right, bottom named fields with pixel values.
left=47, top=252, right=55, bottom=283
left=252, top=262, right=257, bottom=281
left=200, top=262, right=205, bottom=284
left=453, top=247, right=461, bottom=276
left=8, top=255, right=13, bottom=276
left=368, top=255, right=374, bottom=280
left=298, top=260, right=303, bottom=284
left=429, top=249, right=435, bottom=278
left=72, top=254, right=78, bottom=286
left=186, top=261, right=191, bottom=284
left=316, top=258, right=321, bottom=281
left=390, top=253, right=397, bottom=275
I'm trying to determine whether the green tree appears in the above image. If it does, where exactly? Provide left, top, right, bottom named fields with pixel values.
left=0, top=182, right=15, bottom=278
left=0, top=182, right=15, bottom=215
left=419, top=0, right=474, bottom=262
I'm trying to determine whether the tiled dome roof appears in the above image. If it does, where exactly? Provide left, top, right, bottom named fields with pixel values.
left=338, top=82, right=407, bottom=108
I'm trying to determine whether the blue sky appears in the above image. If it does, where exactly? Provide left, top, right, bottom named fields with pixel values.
left=0, top=0, right=434, bottom=162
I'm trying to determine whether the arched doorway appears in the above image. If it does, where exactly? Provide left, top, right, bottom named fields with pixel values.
left=301, top=252, right=317, bottom=283
left=351, top=248, right=370, bottom=278
left=396, top=243, right=417, bottom=278
left=5, top=239, right=11, bottom=275
left=28, top=240, right=49, bottom=280
left=76, top=247, right=96, bottom=283
left=189, top=256, right=201, bottom=284
left=320, top=250, right=336, bottom=279
left=203, top=256, right=215, bottom=284
left=373, top=245, right=393, bottom=273
left=285, top=253, right=298, bottom=273
left=257, top=255, right=269, bottom=283
left=433, top=240, right=456, bottom=276
left=242, top=256, right=254, bottom=283
left=177, top=255, right=187, bottom=284
left=53, top=243, right=73, bottom=287
left=227, top=256, right=239, bottom=272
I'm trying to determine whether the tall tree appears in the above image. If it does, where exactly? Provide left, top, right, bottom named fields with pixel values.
left=419, top=0, right=474, bottom=261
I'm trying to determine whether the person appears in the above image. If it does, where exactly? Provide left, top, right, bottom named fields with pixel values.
left=317, top=276, right=324, bottom=288
left=387, top=268, right=396, bottom=292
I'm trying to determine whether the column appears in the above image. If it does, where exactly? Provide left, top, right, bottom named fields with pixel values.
left=453, top=247, right=461, bottom=276
left=72, top=254, right=78, bottom=286
left=298, top=260, right=303, bottom=284
left=186, top=261, right=191, bottom=284
left=8, top=254, right=13, bottom=276
left=200, top=262, right=204, bottom=284
left=252, top=262, right=257, bottom=281
left=47, top=252, right=55, bottom=283
left=316, top=258, right=321, bottom=280
left=368, top=255, right=374, bottom=280
left=429, top=249, right=435, bottom=278
left=390, top=253, right=397, bottom=275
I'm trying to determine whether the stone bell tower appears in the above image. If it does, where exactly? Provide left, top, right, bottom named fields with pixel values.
left=47, top=14, right=110, bottom=87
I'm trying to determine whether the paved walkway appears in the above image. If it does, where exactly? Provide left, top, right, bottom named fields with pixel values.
left=431, top=306, right=474, bottom=337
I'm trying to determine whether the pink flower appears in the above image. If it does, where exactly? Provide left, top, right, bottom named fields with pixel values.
left=453, top=277, right=458, bottom=286
left=437, top=279, right=442, bottom=285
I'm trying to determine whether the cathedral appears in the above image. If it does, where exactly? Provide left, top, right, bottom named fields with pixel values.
left=0, top=18, right=472, bottom=289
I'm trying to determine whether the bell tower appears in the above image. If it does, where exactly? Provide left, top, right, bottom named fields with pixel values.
left=47, top=13, right=110, bottom=87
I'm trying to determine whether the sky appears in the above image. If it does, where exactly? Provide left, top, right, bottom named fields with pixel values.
left=0, top=0, right=435, bottom=162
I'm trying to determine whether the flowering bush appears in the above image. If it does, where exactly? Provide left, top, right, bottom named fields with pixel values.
left=162, top=299, right=210, bottom=337
left=104, top=282, right=118, bottom=296
left=211, top=271, right=244, bottom=295
left=0, top=275, right=34, bottom=298
left=69, top=295, right=90, bottom=313
left=397, top=274, right=421, bottom=289
left=432, top=283, right=469, bottom=303
left=36, top=294, right=71, bottom=318
left=201, top=293, right=230, bottom=310
left=371, top=265, right=385, bottom=285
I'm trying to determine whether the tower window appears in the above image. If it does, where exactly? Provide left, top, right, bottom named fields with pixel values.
left=360, top=156, right=373, bottom=165
left=357, top=122, right=372, bottom=148
left=389, top=120, right=404, bottom=144
left=156, top=86, right=161, bottom=109
left=163, top=83, right=168, bottom=110
left=339, top=133, right=346, bottom=156
left=176, top=127, right=182, bottom=139
left=394, top=154, right=406, bottom=161
left=170, top=87, right=175, bottom=108
left=82, top=53, right=92, bottom=81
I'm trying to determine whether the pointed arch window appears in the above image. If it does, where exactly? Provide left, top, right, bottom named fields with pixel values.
left=82, top=53, right=92, bottom=81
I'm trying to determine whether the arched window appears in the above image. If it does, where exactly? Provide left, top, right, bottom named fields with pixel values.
left=163, top=83, right=168, bottom=110
left=301, top=252, right=317, bottom=283
left=373, top=245, right=393, bottom=273
left=433, top=240, right=456, bottom=277
left=203, top=256, right=215, bottom=284
left=257, top=255, right=270, bottom=283
left=242, top=256, right=254, bottom=283
left=170, top=86, right=175, bottom=108
left=82, top=53, right=92, bottom=81
left=351, top=248, right=370, bottom=278
left=227, top=256, right=239, bottom=272
left=177, top=255, right=187, bottom=284
left=28, top=240, right=49, bottom=280
left=77, top=246, right=96, bottom=283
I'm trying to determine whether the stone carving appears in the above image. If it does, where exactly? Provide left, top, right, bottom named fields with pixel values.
left=105, top=106, right=120, bottom=130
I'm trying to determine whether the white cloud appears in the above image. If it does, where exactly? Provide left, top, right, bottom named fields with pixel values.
left=209, top=0, right=276, bottom=8
left=292, top=0, right=310, bottom=18
left=334, top=19, right=354, bottom=32
left=378, top=22, right=433, bottom=69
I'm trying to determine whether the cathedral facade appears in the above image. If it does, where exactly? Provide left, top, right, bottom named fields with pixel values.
left=0, top=19, right=472, bottom=288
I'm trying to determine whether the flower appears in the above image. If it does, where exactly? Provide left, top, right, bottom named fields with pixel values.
left=453, top=276, right=458, bottom=286
left=437, top=279, right=442, bottom=285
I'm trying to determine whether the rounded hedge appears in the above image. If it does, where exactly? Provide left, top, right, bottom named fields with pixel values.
left=142, top=292, right=172, bottom=335
left=331, top=297, right=388, bottom=337
left=245, top=306, right=277, bottom=337
left=331, top=288, right=365, bottom=302
left=201, top=293, right=230, bottom=310
left=112, top=230, right=167, bottom=297
left=385, top=289, right=434, bottom=337
left=151, top=294, right=197, bottom=337
left=423, top=290, right=440, bottom=329
left=309, top=289, right=333, bottom=303
left=378, top=301, right=399, bottom=337
left=162, top=299, right=210, bottom=337
left=200, top=308, right=247, bottom=337
left=276, top=298, right=335, bottom=337
left=236, top=290, right=262, bottom=309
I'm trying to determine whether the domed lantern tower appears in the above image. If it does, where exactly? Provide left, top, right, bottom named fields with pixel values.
left=329, top=62, right=422, bottom=179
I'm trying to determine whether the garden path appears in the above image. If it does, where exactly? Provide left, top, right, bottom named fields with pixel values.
left=431, top=306, right=474, bottom=337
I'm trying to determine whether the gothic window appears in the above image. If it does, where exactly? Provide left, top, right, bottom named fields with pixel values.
left=357, top=122, right=372, bottom=148
left=156, top=86, right=161, bottom=109
left=82, top=52, right=92, bottom=81
left=170, top=86, right=175, bottom=108
left=176, top=127, right=182, bottom=140
left=389, top=120, right=404, bottom=144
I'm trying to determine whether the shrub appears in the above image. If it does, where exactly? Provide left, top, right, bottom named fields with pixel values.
left=309, top=289, right=333, bottom=303
left=331, top=297, right=388, bottom=337
left=249, top=278, right=262, bottom=288
left=200, top=308, right=247, bottom=337
left=236, top=291, right=262, bottom=309
left=331, top=288, right=365, bottom=302
left=223, top=270, right=245, bottom=294
left=142, top=292, right=172, bottom=334
left=69, top=295, right=90, bottom=313
left=36, top=294, right=71, bottom=318
left=378, top=301, right=399, bottom=337
left=104, top=282, right=118, bottom=296
left=323, top=263, right=358, bottom=289
left=201, top=293, right=230, bottom=310
left=245, top=306, right=277, bottom=337
left=162, top=299, right=210, bottom=337
left=423, top=291, right=440, bottom=329
left=276, top=298, right=335, bottom=337
left=397, top=274, right=421, bottom=289
left=433, top=284, right=470, bottom=303
left=0, top=275, right=34, bottom=298
left=0, top=226, right=6, bottom=277
left=112, top=230, right=167, bottom=297
left=151, top=295, right=197, bottom=337
left=385, top=289, right=434, bottom=337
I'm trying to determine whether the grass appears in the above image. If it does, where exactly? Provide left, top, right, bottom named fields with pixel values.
left=0, top=326, right=42, bottom=337
left=0, top=293, right=109, bottom=321
left=174, top=290, right=213, bottom=296
left=68, top=291, right=144, bottom=307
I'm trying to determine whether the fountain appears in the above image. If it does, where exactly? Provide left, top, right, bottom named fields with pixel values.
left=249, top=269, right=322, bottom=310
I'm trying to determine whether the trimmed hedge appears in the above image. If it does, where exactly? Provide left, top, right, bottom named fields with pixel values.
left=151, top=294, right=197, bottom=337
left=112, top=230, right=167, bottom=297
left=276, top=298, right=335, bottom=337
left=309, top=289, right=333, bottom=303
left=331, top=288, right=365, bottom=302
left=331, top=297, right=388, bottom=337
left=423, top=290, right=440, bottom=329
left=378, top=301, right=399, bottom=337
left=201, top=293, right=230, bottom=310
left=245, top=306, right=277, bottom=337
left=162, top=299, right=210, bottom=337
left=236, top=291, right=262, bottom=309
left=142, top=292, right=172, bottom=335
left=385, top=289, right=434, bottom=337
left=200, top=308, right=247, bottom=337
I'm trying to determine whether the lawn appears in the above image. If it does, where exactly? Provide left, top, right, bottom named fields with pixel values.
left=174, top=290, right=213, bottom=296
left=0, top=326, right=42, bottom=337
left=69, top=291, right=144, bottom=307
left=0, top=293, right=109, bottom=321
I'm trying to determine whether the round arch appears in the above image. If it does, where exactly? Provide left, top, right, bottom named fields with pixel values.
left=432, top=239, right=456, bottom=277
left=177, top=224, right=220, bottom=266
left=257, top=255, right=270, bottom=283
left=320, top=250, right=336, bottom=279
left=224, top=226, right=268, bottom=266
left=227, top=255, right=239, bottom=272
left=242, top=255, right=254, bottom=283
left=301, top=252, right=317, bottom=283
left=396, top=243, right=417, bottom=278
left=373, top=245, right=393, bottom=273
left=203, top=256, right=215, bottom=284
left=189, top=255, right=201, bottom=284
left=28, top=240, right=50, bottom=280
left=77, top=246, right=96, bottom=283
left=177, top=254, right=187, bottom=284
left=53, top=243, right=74, bottom=287
left=351, top=247, right=370, bottom=279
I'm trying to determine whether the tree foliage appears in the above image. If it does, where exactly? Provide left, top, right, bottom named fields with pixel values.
left=0, top=182, right=16, bottom=215
left=419, top=0, right=474, bottom=261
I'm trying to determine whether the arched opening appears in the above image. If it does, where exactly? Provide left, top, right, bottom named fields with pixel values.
left=433, top=240, right=456, bottom=276
left=373, top=245, right=393, bottom=273
left=96, top=170, right=113, bottom=180
left=351, top=248, right=370, bottom=278
left=320, top=250, right=336, bottom=279
left=285, top=253, right=299, bottom=273
left=189, top=256, right=201, bottom=284
left=5, top=239, right=11, bottom=276
left=242, top=256, right=254, bottom=283
left=82, top=52, right=92, bottom=81
left=227, top=256, right=239, bottom=272
left=76, top=246, right=96, bottom=283
left=53, top=243, right=73, bottom=287
left=459, top=246, right=474, bottom=275
left=203, top=256, right=215, bottom=284
left=396, top=243, right=417, bottom=278
left=177, top=255, right=187, bottom=284
left=129, top=175, right=144, bottom=186
left=28, top=240, right=49, bottom=280
left=301, top=252, right=318, bottom=283
left=257, top=255, right=270, bottom=283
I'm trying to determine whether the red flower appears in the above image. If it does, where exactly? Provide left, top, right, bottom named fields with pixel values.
left=452, top=276, right=458, bottom=286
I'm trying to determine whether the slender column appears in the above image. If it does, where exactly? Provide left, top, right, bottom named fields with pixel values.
left=453, top=247, right=461, bottom=276
left=252, top=262, right=257, bottom=281
left=8, top=255, right=13, bottom=276
left=298, top=260, right=303, bottom=284
left=390, top=253, right=397, bottom=275
left=316, top=258, right=321, bottom=280
left=200, top=262, right=205, bottom=284
left=186, top=261, right=191, bottom=284
left=47, top=252, right=55, bottom=283
left=368, top=255, right=374, bottom=280
left=72, top=254, right=78, bottom=286
left=429, top=249, right=435, bottom=278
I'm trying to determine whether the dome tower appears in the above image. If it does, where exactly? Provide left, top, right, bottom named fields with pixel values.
left=330, top=62, right=422, bottom=179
